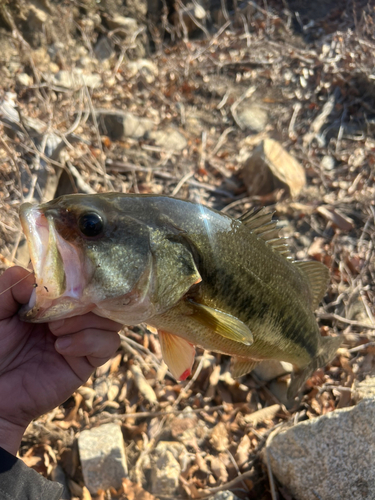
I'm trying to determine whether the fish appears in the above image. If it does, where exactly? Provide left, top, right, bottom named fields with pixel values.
left=19, top=193, right=342, bottom=398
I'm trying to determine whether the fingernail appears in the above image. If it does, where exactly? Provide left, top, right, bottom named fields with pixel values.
left=56, top=336, right=72, bottom=350
left=50, top=320, right=65, bottom=331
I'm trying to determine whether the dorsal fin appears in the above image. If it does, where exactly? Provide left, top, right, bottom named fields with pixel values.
left=293, top=260, right=330, bottom=310
left=238, top=207, right=292, bottom=260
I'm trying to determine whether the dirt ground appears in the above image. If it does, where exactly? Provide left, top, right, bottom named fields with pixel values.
left=0, top=1, right=375, bottom=499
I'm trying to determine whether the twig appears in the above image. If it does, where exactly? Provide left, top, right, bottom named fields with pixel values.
left=197, top=468, right=255, bottom=498
left=171, top=171, right=195, bottom=196
left=318, top=312, right=375, bottom=330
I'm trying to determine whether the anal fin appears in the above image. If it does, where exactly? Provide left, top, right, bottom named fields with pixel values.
left=158, top=330, right=195, bottom=381
left=231, top=357, right=259, bottom=378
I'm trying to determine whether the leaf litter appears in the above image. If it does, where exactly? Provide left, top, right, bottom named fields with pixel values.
left=0, top=0, right=375, bottom=498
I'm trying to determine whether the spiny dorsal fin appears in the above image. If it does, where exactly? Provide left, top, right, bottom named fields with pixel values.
left=294, top=260, right=330, bottom=310
left=238, top=207, right=292, bottom=260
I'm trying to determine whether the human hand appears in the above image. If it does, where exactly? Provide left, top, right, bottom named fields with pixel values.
left=0, top=266, right=122, bottom=455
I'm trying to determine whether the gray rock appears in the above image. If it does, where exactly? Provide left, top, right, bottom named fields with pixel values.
left=97, top=110, right=154, bottom=140
left=94, top=37, right=114, bottom=61
left=149, top=127, right=188, bottom=151
left=78, top=423, right=128, bottom=494
left=150, top=447, right=181, bottom=496
left=265, top=399, right=375, bottom=500
left=237, top=104, right=268, bottom=132
left=210, top=492, right=241, bottom=500
left=353, top=377, right=375, bottom=402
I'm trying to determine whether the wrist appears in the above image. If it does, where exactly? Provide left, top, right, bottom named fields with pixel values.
left=0, top=417, right=27, bottom=456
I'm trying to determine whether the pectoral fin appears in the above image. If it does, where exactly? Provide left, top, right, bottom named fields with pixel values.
left=188, top=300, right=253, bottom=345
left=231, top=357, right=259, bottom=378
left=158, top=330, right=196, bottom=381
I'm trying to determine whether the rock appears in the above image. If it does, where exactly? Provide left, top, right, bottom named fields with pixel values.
left=106, top=15, right=138, bottom=35
left=265, top=399, right=375, bottom=500
left=149, top=127, right=188, bottom=151
left=320, top=155, right=335, bottom=171
left=126, top=59, right=158, bottom=83
left=78, top=423, right=128, bottom=494
left=240, top=138, right=306, bottom=198
left=253, top=360, right=293, bottom=382
left=236, top=103, right=268, bottom=132
left=150, top=444, right=181, bottom=496
left=53, top=70, right=102, bottom=90
left=353, top=377, right=375, bottom=402
left=210, top=492, right=241, bottom=500
left=96, top=109, right=154, bottom=140
left=16, top=73, right=33, bottom=87
left=94, top=37, right=114, bottom=61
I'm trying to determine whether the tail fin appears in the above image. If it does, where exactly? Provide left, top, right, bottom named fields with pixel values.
left=287, top=336, right=343, bottom=400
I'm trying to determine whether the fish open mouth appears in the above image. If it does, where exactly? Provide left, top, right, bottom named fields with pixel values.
left=19, top=203, right=91, bottom=322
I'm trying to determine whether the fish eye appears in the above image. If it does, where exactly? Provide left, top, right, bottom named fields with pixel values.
left=78, top=213, right=104, bottom=237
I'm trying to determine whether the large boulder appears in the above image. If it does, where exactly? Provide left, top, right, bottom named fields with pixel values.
left=265, top=398, right=375, bottom=500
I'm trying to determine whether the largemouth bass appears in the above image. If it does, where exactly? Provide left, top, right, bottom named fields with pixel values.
left=19, top=194, right=341, bottom=397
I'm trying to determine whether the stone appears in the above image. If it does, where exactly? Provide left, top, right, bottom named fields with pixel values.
left=53, top=70, right=102, bottom=90
left=126, top=59, right=158, bottom=83
left=265, top=399, right=375, bottom=500
left=353, top=377, right=375, bottom=402
left=236, top=103, right=268, bottom=132
left=149, top=127, right=188, bottom=151
left=253, top=360, right=293, bottom=382
left=320, top=155, right=335, bottom=171
left=240, top=138, right=306, bottom=198
left=16, top=73, right=33, bottom=86
left=94, top=37, right=114, bottom=61
left=210, top=492, right=241, bottom=500
left=96, top=110, right=154, bottom=140
left=150, top=445, right=181, bottom=496
left=78, top=423, right=128, bottom=494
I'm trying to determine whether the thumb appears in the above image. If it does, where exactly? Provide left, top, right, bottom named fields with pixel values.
left=0, top=267, right=35, bottom=320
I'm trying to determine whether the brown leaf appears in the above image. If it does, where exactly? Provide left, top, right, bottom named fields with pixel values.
left=121, top=478, right=156, bottom=500
left=209, top=422, right=229, bottom=452
left=235, top=434, right=251, bottom=467
left=243, top=404, right=281, bottom=426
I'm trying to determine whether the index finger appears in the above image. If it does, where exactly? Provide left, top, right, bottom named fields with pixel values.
left=0, top=266, right=35, bottom=320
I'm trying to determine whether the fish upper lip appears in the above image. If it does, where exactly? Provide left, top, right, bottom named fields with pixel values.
left=20, top=203, right=86, bottom=320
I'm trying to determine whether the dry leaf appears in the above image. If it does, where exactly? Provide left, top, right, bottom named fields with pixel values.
left=243, top=404, right=281, bottom=426
left=121, top=478, right=156, bottom=499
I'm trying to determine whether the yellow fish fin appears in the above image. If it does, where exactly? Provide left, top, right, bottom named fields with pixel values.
left=294, top=260, right=330, bottom=310
left=238, top=207, right=291, bottom=259
left=158, top=330, right=195, bottom=381
left=188, top=300, right=253, bottom=345
left=230, top=357, right=259, bottom=378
